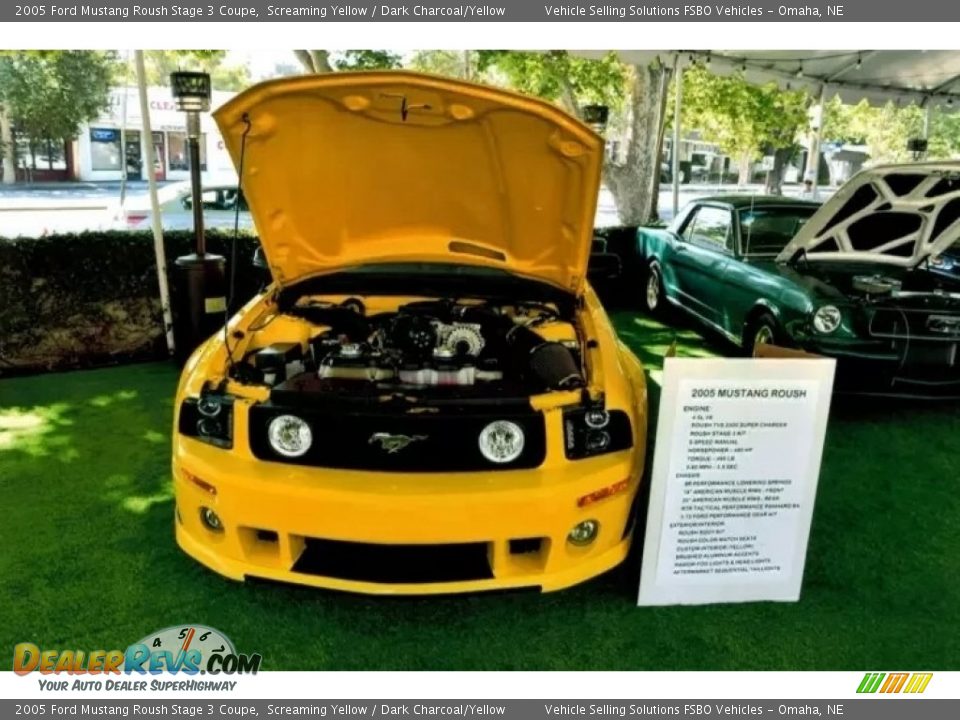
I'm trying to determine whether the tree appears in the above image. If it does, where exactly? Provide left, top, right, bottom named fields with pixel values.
left=604, top=59, right=674, bottom=224
left=680, top=65, right=810, bottom=189
left=0, top=51, right=115, bottom=184
left=294, top=50, right=401, bottom=74
left=476, top=50, right=624, bottom=117
left=821, top=98, right=960, bottom=166
left=477, top=51, right=670, bottom=225
left=409, top=51, right=479, bottom=80
left=113, top=50, right=251, bottom=91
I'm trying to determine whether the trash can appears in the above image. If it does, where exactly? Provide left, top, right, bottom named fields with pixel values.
left=173, top=253, right=227, bottom=365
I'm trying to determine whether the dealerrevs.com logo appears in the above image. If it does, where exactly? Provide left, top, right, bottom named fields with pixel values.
left=857, top=672, right=933, bottom=694
left=13, top=624, right=262, bottom=685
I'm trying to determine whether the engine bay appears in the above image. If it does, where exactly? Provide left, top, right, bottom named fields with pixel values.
left=233, top=296, right=587, bottom=400
left=798, top=261, right=960, bottom=305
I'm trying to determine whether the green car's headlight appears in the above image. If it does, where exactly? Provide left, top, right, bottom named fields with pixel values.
left=813, top=305, right=842, bottom=334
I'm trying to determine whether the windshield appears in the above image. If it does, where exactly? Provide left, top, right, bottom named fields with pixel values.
left=739, top=206, right=817, bottom=257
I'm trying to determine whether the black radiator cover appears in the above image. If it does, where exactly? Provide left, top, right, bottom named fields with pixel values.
left=248, top=402, right=547, bottom=472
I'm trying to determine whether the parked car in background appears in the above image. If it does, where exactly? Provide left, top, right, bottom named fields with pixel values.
left=638, top=195, right=819, bottom=347
left=119, top=181, right=253, bottom=232
left=635, top=162, right=960, bottom=396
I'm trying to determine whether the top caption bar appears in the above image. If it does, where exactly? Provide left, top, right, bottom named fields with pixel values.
left=4, top=0, right=956, bottom=22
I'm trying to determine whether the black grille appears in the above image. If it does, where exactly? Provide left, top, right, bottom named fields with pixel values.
left=292, top=538, right=493, bottom=584
left=869, top=307, right=960, bottom=341
left=249, top=404, right=546, bottom=471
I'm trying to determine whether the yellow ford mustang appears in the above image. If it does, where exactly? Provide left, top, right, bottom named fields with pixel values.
left=173, top=71, right=648, bottom=594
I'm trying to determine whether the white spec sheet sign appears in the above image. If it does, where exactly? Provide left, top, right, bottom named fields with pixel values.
left=638, top=357, right=835, bottom=606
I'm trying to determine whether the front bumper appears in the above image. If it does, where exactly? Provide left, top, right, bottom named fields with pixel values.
left=799, top=336, right=960, bottom=398
left=173, top=434, right=641, bottom=594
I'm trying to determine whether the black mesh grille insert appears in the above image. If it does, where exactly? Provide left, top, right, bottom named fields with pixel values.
left=249, top=402, right=547, bottom=471
left=292, top=539, right=494, bottom=584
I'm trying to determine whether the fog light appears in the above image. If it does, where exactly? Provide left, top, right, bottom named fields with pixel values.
left=568, top=519, right=599, bottom=546
left=200, top=506, right=223, bottom=532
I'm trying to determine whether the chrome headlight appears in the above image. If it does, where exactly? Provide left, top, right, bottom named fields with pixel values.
left=478, top=420, right=525, bottom=464
left=813, top=305, right=842, bottom=334
left=267, top=415, right=313, bottom=458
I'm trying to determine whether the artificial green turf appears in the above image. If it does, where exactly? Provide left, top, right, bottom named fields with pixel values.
left=1, top=311, right=958, bottom=670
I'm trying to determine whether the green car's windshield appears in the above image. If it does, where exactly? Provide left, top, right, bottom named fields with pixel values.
left=739, top=206, right=818, bottom=257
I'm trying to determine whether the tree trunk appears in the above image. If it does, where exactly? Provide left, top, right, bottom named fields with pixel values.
left=554, top=73, right=581, bottom=119
left=310, top=51, right=333, bottom=73
left=649, top=64, right=673, bottom=221
left=0, top=106, right=15, bottom=184
left=604, top=61, right=670, bottom=226
left=763, top=147, right=791, bottom=195
left=737, top=152, right=752, bottom=186
left=294, top=50, right=333, bottom=74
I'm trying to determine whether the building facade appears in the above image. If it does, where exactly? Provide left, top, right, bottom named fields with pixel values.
left=75, top=86, right=237, bottom=183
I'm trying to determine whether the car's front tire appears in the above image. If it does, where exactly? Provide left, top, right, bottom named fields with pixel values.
left=644, top=261, right=666, bottom=315
left=744, top=312, right=781, bottom=357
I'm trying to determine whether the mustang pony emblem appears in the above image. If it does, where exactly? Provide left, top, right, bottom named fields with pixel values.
left=368, top=432, right=428, bottom=453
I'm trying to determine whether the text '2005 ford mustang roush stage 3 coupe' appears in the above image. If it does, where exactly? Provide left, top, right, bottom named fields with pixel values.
left=637, top=163, right=960, bottom=397
left=172, top=72, right=649, bottom=594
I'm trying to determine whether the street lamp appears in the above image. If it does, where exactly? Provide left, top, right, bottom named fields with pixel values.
left=169, top=70, right=226, bottom=364
left=583, top=105, right=611, bottom=163
left=171, top=71, right=212, bottom=255
left=582, top=104, right=610, bottom=135
left=907, top=137, right=929, bottom=161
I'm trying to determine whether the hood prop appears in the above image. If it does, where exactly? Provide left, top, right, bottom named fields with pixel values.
left=223, top=112, right=253, bottom=377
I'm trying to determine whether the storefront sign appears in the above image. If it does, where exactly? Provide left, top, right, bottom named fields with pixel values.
left=638, top=357, right=835, bottom=606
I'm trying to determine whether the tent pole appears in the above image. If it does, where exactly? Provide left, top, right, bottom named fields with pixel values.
left=806, top=85, right=826, bottom=198
left=135, top=50, right=175, bottom=356
left=672, top=58, right=683, bottom=218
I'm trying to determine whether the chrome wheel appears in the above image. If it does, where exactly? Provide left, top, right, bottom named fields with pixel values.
left=645, top=268, right=661, bottom=311
left=752, top=324, right=775, bottom=356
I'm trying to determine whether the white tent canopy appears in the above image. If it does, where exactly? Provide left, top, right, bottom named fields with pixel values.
left=575, top=50, right=960, bottom=214
left=578, top=50, right=960, bottom=108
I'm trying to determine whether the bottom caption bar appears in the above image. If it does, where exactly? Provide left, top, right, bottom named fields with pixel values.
left=3, top=701, right=958, bottom=720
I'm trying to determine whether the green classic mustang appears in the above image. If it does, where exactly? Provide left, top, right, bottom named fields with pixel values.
left=635, top=162, right=960, bottom=396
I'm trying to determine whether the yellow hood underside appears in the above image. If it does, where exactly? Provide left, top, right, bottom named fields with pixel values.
left=214, top=71, right=603, bottom=294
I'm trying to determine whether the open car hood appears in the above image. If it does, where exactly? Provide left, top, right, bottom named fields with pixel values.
left=213, top=72, right=603, bottom=294
left=777, top=162, right=960, bottom=266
